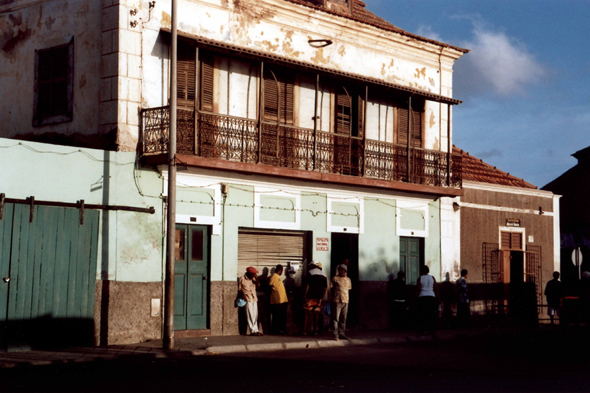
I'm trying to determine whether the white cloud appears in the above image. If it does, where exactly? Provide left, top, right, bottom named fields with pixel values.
left=454, top=18, right=546, bottom=97
left=416, top=25, right=443, bottom=42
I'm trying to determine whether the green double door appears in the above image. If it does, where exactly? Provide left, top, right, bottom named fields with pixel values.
left=400, top=237, right=423, bottom=285
left=174, top=224, right=209, bottom=331
left=0, top=203, right=99, bottom=348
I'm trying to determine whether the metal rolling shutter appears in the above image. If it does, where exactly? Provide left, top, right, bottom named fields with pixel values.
left=238, top=230, right=305, bottom=284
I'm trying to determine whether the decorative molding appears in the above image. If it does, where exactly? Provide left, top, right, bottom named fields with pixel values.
left=254, top=187, right=301, bottom=230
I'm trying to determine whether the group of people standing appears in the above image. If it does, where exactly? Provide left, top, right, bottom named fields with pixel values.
left=237, top=261, right=353, bottom=340
left=390, top=266, right=471, bottom=338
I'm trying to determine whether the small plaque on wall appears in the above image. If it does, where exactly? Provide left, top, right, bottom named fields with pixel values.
left=316, top=238, right=329, bottom=251
left=506, top=218, right=521, bottom=227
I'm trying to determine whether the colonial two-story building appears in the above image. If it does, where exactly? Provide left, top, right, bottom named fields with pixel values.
left=1, top=0, right=473, bottom=346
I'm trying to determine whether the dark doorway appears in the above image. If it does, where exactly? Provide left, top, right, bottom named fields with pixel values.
left=331, top=233, right=359, bottom=327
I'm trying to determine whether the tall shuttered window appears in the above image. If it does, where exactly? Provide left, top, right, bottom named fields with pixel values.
left=397, top=98, right=423, bottom=148
left=177, top=40, right=196, bottom=108
left=263, top=68, right=294, bottom=125
left=334, top=85, right=363, bottom=137
left=200, top=52, right=214, bottom=112
left=33, top=38, right=74, bottom=126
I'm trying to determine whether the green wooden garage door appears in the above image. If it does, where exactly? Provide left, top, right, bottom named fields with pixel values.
left=0, top=203, right=99, bottom=349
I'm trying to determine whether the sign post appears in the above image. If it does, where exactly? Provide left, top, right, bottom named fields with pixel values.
left=571, top=247, right=583, bottom=280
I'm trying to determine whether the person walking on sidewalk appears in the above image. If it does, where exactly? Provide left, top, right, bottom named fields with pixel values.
left=416, top=265, right=439, bottom=338
left=455, top=269, right=470, bottom=327
left=332, top=264, right=352, bottom=341
left=239, top=266, right=263, bottom=336
left=269, top=264, right=288, bottom=334
left=302, top=261, right=328, bottom=335
left=545, top=271, right=563, bottom=325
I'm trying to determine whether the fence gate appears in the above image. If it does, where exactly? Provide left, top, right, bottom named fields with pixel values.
left=0, top=203, right=99, bottom=349
left=482, top=242, right=502, bottom=314
left=482, top=242, right=543, bottom=316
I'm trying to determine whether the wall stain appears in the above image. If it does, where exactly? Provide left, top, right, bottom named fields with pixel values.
left=338, top=45, right=346, bottom=56
left=428, top=77, right=435, bottom=87
left=429, top=110, right=435, bottom=129
left=414, top=67, right=426, bottom=79
left=79, top=74, right=87, bottom=89
left=310, top=48, right=330, bottom=65
left=1, top=13, right=32, bottom=57
left=161, top=11, right=171, bottom=27
left=282, top=40, right=300, bottom=57
left=261, top=40, right=279, bottom=51
left=44, top=15, right=56, bottom=30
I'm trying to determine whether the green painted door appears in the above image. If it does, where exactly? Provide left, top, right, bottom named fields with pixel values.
left=174, top=224, right=209, bottom=330
left=0, top=203, right=99, bottom=348
left=400, top=237, right=423, bottom=285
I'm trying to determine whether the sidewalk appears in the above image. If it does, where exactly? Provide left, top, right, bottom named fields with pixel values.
left=0, top=327, right=499, bottom=368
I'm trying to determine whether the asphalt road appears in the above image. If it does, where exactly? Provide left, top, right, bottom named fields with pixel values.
left=1, top=327, right=588, bottom=393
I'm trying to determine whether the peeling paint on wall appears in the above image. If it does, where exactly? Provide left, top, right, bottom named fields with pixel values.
left=414, top=67, right=426, bottom=79
left=310, top=47, right=330, bottom=65
left=161, top=11, right=171, bottom=28
left=1, top=13, right=32, bottom=56
left=429, top=111, right=436, bottom=129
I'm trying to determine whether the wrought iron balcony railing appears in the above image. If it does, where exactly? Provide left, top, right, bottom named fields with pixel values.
left=141, top=106, right=462, bottom=188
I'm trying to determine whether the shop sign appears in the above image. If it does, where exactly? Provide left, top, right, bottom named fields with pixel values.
left=316, top=238, right=329, bottom=251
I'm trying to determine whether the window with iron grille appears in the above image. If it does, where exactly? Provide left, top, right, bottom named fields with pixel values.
left=33, top=38, right=74, bottom=126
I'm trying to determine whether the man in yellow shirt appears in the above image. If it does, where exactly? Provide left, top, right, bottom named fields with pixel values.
left=269, top=264, right=288, bottom=334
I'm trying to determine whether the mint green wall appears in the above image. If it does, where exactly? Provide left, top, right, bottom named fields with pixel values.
left=302, top=193, right=330, bottom=272
left=425, top=201, right=442, bottom=280
left=0, top=138, right=164, bottom=283
left=359, top=199, right=398, bottom=281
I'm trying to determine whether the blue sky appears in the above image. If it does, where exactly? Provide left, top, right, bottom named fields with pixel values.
left=363, top=0, right=590, bottom=188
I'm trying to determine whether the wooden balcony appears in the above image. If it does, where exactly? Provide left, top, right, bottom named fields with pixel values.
left=141, top=106, right=462, bottom=194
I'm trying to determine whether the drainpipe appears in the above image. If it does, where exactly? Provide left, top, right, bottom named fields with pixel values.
left=313, top=73, right=319, bottom=170
left=447, top=104, right=452, bottom=186
left=407, top=96, right=412, bottom=182
left=164, top=0, right=177, bottom=350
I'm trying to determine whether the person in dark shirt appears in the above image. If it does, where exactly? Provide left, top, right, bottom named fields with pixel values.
left=301, top=261, right=328, bottom=335
left=544, top=271, right=563, bottom=325
left=389, top=271, right=407, bottom=329
left=455, top=269, right=470, bottom=327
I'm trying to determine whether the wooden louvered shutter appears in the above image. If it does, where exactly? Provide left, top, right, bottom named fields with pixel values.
left=264, top=70, right=279, bottom=122
left=397, top=104, right=409, bottom=145
left=200, top=52, right=214, bottom=112
left=264, top=69, right=294, bottom=124
left=238, top=231, right=305, bottom=286
left=177, top=41, right=196, bottom=107
left=411, top=101, right=423, bottom=148
left=501, top=232, right=523, bottom=250
left=511, top=233, right=523, bottom=250
left=335, top=89, right=351, bottom=135
left=501, top=232, right=511, bottom=249
left=284, top=80, right=294, bottom=125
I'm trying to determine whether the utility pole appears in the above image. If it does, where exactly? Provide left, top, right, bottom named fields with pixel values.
left=164, top=0, right=178, bottom=350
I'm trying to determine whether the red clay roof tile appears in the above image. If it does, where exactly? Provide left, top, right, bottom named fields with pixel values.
left=454, top=146, right=537, bottom=189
